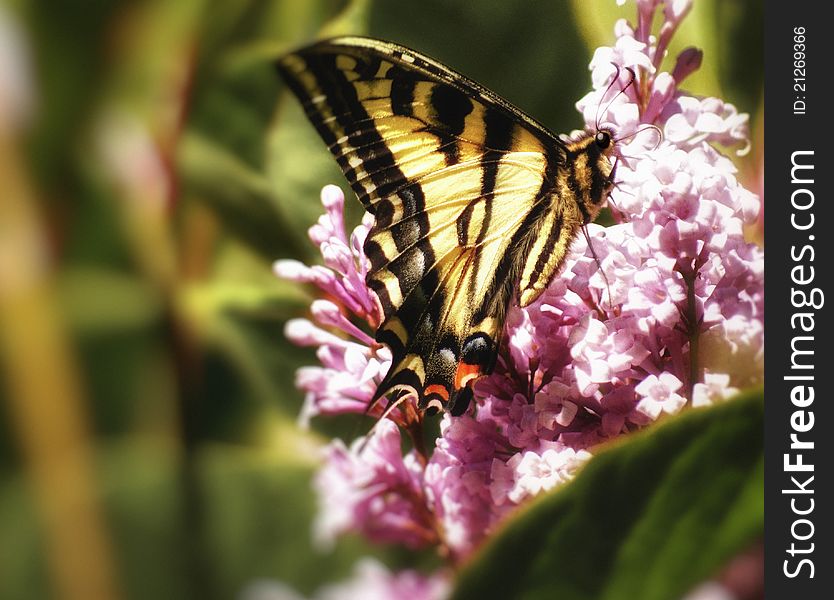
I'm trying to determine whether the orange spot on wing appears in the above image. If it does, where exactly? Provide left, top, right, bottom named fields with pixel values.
left=454, top=362, right=483, bottom=389
left=424, top=384, right=450, bottom=401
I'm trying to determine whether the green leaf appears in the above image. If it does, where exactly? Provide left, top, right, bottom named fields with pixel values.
left=452, top=389, right=763, bottom=600
left=266, top=0, right=374, bottom=239
left=19, top=0, right=126, bottom=192
left=181, top=286, right=313, bottom=416
left=710, top=0, right=763, bottom=116
left=318, top=0, right=373, bottom=39
left=186, top=0, right=342, bottom=169
left=179, top=131, right=307, bottom=259
left=265, top=97, right=351, bottom=240
left=0, top=475, right=50, bottom=600
left=0, top=438, right=392, bottom=599
left=59, top=267, right=164, bottom=335
left=182, top=0, right=354, bottom=255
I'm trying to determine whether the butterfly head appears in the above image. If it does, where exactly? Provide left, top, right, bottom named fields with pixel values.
left=563, top=126, right=619, bottom=224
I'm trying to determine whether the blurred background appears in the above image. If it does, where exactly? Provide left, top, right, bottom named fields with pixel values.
left=0, top=1, right=762, bottom=598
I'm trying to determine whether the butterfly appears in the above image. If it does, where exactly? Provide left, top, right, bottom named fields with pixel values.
left=278, top=36, right=620, bottom=416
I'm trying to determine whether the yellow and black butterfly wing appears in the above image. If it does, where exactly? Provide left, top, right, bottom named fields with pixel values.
left=278, top=36, right=583, bottom=414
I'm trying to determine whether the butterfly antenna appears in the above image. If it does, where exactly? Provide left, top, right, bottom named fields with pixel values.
left=614, top=123, right=663, bottom=149
left=356, top=391, right=411, bottom=454
left=595, top=65, right=637, bottom=131
left=595, top=64, right=622, bottom=131
left=582, top=225, right=613, bottom=313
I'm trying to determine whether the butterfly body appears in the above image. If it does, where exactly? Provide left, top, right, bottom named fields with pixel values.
left=278, top=37, right=618, bottom=415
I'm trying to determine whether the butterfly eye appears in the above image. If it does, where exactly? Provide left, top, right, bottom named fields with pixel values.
left=595, top=131, right=611, bottom=149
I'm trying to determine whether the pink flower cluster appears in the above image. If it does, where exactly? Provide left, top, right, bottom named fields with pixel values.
left=274, top=185, right=391, bottom=426
left=273, top=0, right=763, bottom=596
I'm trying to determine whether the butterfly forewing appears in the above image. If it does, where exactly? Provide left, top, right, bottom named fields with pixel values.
left=278, top=36, right=607, bottom=414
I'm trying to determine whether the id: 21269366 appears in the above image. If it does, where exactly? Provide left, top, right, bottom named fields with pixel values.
left=794, top=26, right=806, bottom=115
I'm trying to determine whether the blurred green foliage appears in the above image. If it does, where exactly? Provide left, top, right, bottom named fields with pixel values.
left=0, top=1, right=762, bottom=599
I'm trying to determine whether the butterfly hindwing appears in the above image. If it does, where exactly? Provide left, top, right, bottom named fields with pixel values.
left=278, top=37, right=608, bottom=414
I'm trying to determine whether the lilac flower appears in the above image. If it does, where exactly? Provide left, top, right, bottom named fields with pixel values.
left=692, top=373, right=739, bottom=409
left=424, top=412, right=511, bottom=558
left=312, top=419, right=437, bottom=550
left=491, top=446, right=592, bottom=505
left=275, top=185, right=394, bottom=426
left=314, top=559, right=448, bottom=600
left=634, top=373, right=687, bottom=419
left=242, top=559, right=449, bottom=600
left=276, top=0, right=762, bottom=575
